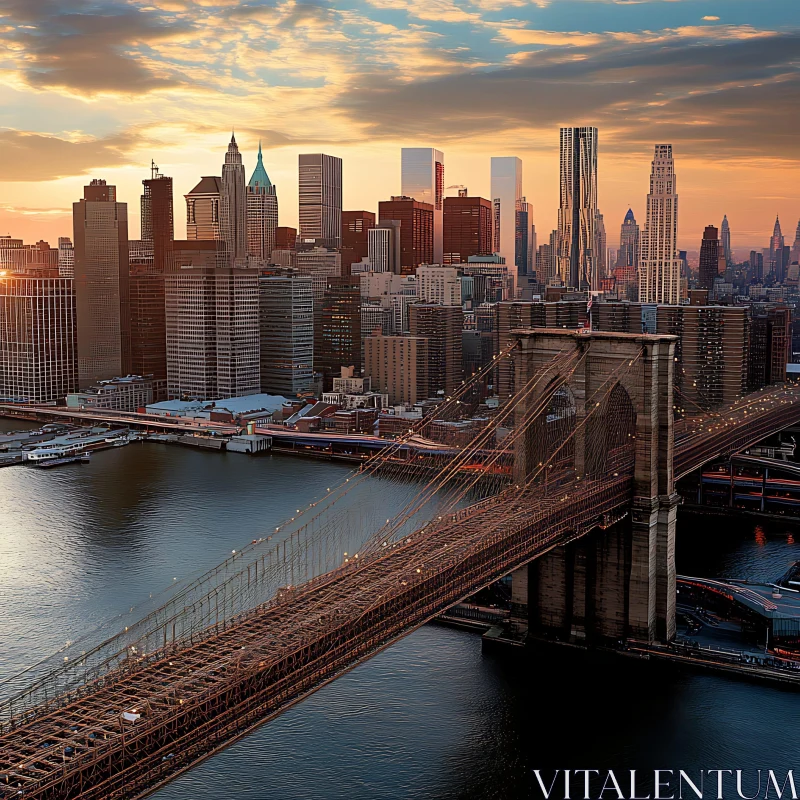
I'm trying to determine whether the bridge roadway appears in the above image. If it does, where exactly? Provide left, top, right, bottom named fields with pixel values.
left=1, top=383, right=799, bottom=799
left=0, top=473, right=632, bottom=800
left=673, top=385, right=800, bottom=480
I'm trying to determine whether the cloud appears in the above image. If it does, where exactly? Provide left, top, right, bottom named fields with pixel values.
left=0, top=0, right=189, bottom=95
left=703, top=16, right=720, bottom=21
left=334, top=29, right=800, bottom=160
left=0, top=129, right=143, bottom=181
left=495, top=27, right=607, bottom=46
left=366, top=0, right=483, bottom=23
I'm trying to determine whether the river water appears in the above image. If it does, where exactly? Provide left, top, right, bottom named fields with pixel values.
left=2, top=420, right=800, bottom=799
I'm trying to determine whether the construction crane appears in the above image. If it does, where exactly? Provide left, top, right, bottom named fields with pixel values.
left=446, top=184, right=468, bottom=197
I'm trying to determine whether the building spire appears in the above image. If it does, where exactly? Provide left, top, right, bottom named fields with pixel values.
left=248, top=141, right=272, bottom=190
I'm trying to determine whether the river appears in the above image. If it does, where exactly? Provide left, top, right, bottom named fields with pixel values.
left=1, top=419, right=799, bottom=799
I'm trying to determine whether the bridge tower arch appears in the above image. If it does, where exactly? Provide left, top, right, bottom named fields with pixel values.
left=509, top=329, right=678, bottom=643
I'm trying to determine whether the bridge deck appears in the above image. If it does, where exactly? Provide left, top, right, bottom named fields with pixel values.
left=0, top=476, right=631, bottom=800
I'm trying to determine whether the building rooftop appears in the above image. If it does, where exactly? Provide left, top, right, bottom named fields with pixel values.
left=187, top=176, right=222, bottom=196
left=147, top=394, right=288, bottom=417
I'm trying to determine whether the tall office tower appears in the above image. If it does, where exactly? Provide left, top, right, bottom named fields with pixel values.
left=0, top=272, right=77, bottom=402
left=369, top=222, right=402, bottom=274
left=341, top=211, right=376, bottom=274
left=73, top=179, right=131, bottom=387
left=443, top=196, right=492, bottom=265
left=185, top=177, right=222, bottom=241
left=535, top=242, right=554, bottom=283
left=698, top=225, right=721, bottom=290
left=516, top=199, right=530, bottom=278
left=378, top=197, right=434, bottom=273
left=750, top=250, right=764, bottom=281
left=365, top=335, right=429, bottom=405
left=490, top=157, right=522, bottom=274
left=317, top=276, right=361, bottom=391
left=791, top=220, right=800, bottom=264
left=594, top=211, right=607, bottom=283
left=616, top=209, right=640, bottom=271
left=613, top=210, right=639, bottom=301
left=166, top=241, right=260, bottom=400
left=130, top=165, right=173, bottom=395
left=298, top=153, right=342, bottom=249
left=416, top=266, right=461, bottom=305
left=769, top=216, right=786, bottom=282
left=401, top=148, right=444, bottom=264
left=141, top=165, right=174, bottom=273
left=557, top=127, right=598, bottom=290
left=57, top=237, right=74, bottom=278
left=219, top=134, right=247, bottom=265
left=721, top=215, right=733, bottom=268
left=409, top=304, right=463, bottom=396
left=259, top=274, right=314, bottom=396
left=247, top=143, right=278, bottom=263
left=639, top=144, right=681, bottom=305
left=211, top=259, right=259, bottom=398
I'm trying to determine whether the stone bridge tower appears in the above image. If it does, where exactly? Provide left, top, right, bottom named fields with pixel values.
left=508, top=329, right=679, bottom=643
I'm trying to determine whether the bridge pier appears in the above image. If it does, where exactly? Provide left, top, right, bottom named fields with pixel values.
left=510, top=329, right=677, bottom=644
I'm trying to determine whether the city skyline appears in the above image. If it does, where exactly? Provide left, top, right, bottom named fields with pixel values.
left=0, top=0, right=797, bottom=251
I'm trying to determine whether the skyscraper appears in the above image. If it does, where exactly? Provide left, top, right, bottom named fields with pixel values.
left=443, top=195, right=492, bottom=265
left=616, top=209, right=640, bottom=271
left=490, top=157, right=522, bottom=274
left=594, top=211, right=607, bottom=283
left=401, top=148, right=444, bottom=264
left=317, top=276, right=361, bottom=391
left=516, top=200, right=530, bottom=278
left=639, top=144, right=681, bottom=305
left=769, top=216, right=786, bottom=282
left=247, top=143, right=278, bottom=263
left=341, top=211, right=376, bottom=273
left=409, top=304, right=463, bottom=396
left=614, top=209, right=640, bottom=301
left=721, top=215, right=733, bottom=268
left=749, top=250, right=764, bottom=281
left=791, top=220, right=800, bottom=265
left=698, top=225, right=721, bottom=291
left=557, top=127, right=599, bottom=290
left=378, top=197, right=434, bottom=273
left=73, top=180, right=131, bottom=386
left=299, top=153, right=342, bottom=249
left=220, top=134, right=247, bottom=264
left=259, top=274, right=313, bottom=396
left=166, top=241, right=260, bottom=400
left=130, top=164, right=173, bottom=394
left=0, top=272, right=77, bottom=403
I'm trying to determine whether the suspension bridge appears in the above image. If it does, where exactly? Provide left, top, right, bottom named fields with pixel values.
left=1, top=328, right=798, bottom=800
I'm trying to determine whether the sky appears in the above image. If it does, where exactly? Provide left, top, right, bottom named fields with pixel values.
left=0, top=0, right=798, bottom=255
